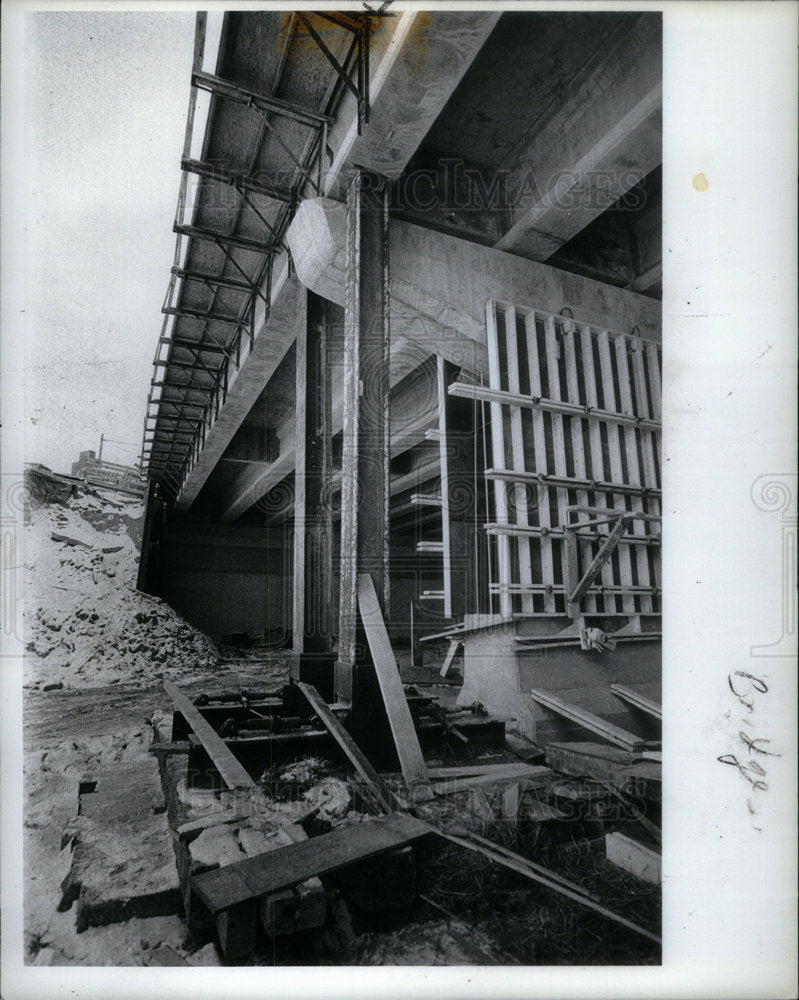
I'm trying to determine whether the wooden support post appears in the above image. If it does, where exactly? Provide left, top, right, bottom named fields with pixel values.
left=614, top=336, right=652, bottom=614
left=337, top=170, right=391, bottom=704
left=291, top=287, right=334, bottom=689
left=543, top=316, right=572, bottom=613
left=357, top=573, right=434, bottom=803
left=579, top=324, right=617, bottom=612
left=597, top=330, right=636, bottom=615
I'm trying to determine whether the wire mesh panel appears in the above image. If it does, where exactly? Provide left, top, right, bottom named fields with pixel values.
left=481, top=300, right=662, bottom=621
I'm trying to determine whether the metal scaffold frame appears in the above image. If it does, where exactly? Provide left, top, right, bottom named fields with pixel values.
left=141, top=11, right=378, bottom=501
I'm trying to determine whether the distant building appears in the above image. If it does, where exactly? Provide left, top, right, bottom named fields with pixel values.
left=71, top=450, right=144, bottom=495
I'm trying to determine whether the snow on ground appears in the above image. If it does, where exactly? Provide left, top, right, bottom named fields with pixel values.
left=24, top=484, right=217, bottom=689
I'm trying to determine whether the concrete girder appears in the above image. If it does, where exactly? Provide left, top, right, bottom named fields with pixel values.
left=494, top=12, right=662, bottom=259
left=328, top=11, right=502, bottom=182
left=288, top=197, right=661, bottom=346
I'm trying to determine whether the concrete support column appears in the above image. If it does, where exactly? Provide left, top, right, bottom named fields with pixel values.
left=336, top=170, right=391, bottom=704
left=291, top=287, right=334, bottom=691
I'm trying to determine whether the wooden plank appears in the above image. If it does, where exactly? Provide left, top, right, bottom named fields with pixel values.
left=562, top=320, right=595, bottom=612
left=484, top=467, right=658, bottom=500
left=614, top=335, right=652, bottom=613
left=297, top=681, right=401, bottom=814
left=569, top=515, right=633, bottom=603
left=485, top=302, right=511, bottom=617
left=436, top=355, right=453, bottom=617
left=426, top=763, right=525, bottom=779
left=544, top=315, right=573, bottom=609
left=439, top=638, right=461, bottom=678
left=524, top=311, right=556, bottom=612
left=528, top=689, right=645, bottom=751
left=148, top=740, right=191, bottom=756
left=596, top=330, right=636, bottom=615
left=524, top=798, right=570, bottom=822
left=605, top=832, right=661, bottom=885
left=505, top=732, right=544, bottom=761
left=546, top=741, right=636, bottom=767
left=503, top=305, right=534, bottom=614
left=462, top=829, right=599, bottom=901
left=501, top=782, right=520, bottom=833
left=431, top=764, right=551, bottom=796
left=163, top=681, right=254, bottom=790
left=645, top=342, right=662, bottom=421
left=630, top=339, right=662, bottom=597
left=447, top=382, right=661, bottom=431
left=600, top=781, right=662, bottom=844
left=175, top=812, right=250, bottom=843
left=191, top=813, right=431, bottom=914
left=357, top=573, right=434, bottom=802
left=468, top=786, right=496, bottom=822
left=610, top=683, right=663, bottom=721
left=424, top=821, right=660, bottom=945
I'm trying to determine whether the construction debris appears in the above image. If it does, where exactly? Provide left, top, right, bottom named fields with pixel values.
left=24, top=480, right=217, bottom=690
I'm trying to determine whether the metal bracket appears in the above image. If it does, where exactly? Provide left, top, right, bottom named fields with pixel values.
left=296, top=13, right=371, bottom=134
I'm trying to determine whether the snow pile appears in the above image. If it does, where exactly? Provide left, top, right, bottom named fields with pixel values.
left=24, top=485, right=217, bottom=689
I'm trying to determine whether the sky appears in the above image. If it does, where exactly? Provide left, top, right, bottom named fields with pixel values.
left=22, top=12, right=196, bottom=472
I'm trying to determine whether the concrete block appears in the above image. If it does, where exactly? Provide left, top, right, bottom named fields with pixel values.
left=605, top=831, right=661, bottom=884
left=189, top=825, right=245, bottom=871
left=237, top=825, right=278, bottom=857
left=259, top=889, right=300, bottom=937
left=215, top=900, right=257, bottom=962
left=59, top=763, right=182, bottom=932
left=294, top=876, right=327, bottom=930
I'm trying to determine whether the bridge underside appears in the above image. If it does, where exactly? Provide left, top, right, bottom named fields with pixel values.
left=139, top=10, right=662, bottom=739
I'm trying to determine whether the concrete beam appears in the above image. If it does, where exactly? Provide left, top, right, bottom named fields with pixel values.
left=288, top=197, right=662, bottom=349
left=173, top=257, right=297, bottom=511
left=495, top=13, right=661, bottom=259
left=333, top=12, right=501, bottom=181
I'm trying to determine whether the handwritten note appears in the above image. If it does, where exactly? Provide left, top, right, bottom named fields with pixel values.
left=717, top=670, right=781, bottom=831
